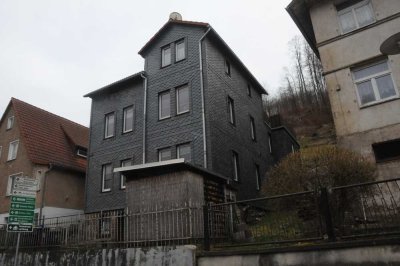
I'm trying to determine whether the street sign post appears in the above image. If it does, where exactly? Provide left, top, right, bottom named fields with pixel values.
left=7, top=176, right=37, bottom=233
left=7, top=176, right=38, bottom=266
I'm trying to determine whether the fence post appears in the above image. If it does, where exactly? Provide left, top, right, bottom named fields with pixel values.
left=320, top=187, right=336, bottom=241
left=203, top=204, right=210, bottom=251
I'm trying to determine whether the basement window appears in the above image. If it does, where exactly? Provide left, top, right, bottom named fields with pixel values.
left=372, top=139, right=400, bottom=163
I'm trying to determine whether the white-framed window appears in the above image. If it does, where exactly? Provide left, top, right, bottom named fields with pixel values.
left=120, top=159, right=132, bottom=189
left=177, top=143, right=191, bottom=162
left=228, top=96, right=235, bottom=125
left=225, top=60, right=231, bottom=76
left=337, top=0, right=375, bottom=34
left=161, top=45, right=171, bottom=67
left=101, top=163, right=113, bottom=192
left=6, top=116, right=14, bottom=130
left=104, top=112, right=115, bottom=138
left=352, top=60, right=398, bottom=107
left=255, top=164, right=261, bottom=191
left=7, top=172, right=23, bottom=196
left=158, top=147, right=172, bottom=161
left=250, top=116, right=256, bottom=141
left=175, top=39, right=186, bottom=62
left=232, top=151, right=239, bottom=182
left=77, top=147, right=88, bottom=158
left=123, top=105, right=134, bottom=133
left=7, top=140, right=19, bottom=161
left=159, top=91, right=171, bottom=119
left=176, top=85, right=190, bottom=114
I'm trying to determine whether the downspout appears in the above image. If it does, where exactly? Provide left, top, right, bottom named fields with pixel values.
left=199, top=27, right=211, bottom=168
left=141, top=73, right=148, bottom=164
left=39, top=163, right=53, bottom=226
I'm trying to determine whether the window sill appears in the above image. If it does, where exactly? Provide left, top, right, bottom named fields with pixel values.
left=159, top=116, right=171, bottom=121
left=175, top=58, right=186, bottom=64
left=359, top=96, right=400, bottom=109
left=7, top=158, right=16, bottom=162
left=101, top=189, right=111, bottom=193
left=177, top=110, right=190, bottom=116
left=161, top=64, right=171, bottom=69
left=104, top=135, right=115, bottom=140
left=122, top=129, right=133, bottom=135
left=376, top=157, right=400, bottom=164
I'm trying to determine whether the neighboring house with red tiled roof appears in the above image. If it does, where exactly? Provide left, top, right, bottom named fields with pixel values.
left=0, top=98, right=89, bottom=224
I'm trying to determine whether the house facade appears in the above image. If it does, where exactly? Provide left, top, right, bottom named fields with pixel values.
left=288, top=0, right=400, bottom=179
left=0, top=98, right=89, bottom=224
left=84, top=16, right=298, bottom=213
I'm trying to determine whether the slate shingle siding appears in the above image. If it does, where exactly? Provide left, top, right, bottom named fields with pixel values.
left=85, top=23, right=294, bottom=212
left=203, top=39, right=275, bottom=199
left=143, top=25, right=206, bottom=166
left=271, top=128, right=300, bottom=164
left=85, top=81, right=144, bottom=212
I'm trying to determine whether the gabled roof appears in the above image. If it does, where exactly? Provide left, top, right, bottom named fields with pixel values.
left=138, top=19, right=267, bottom=95
left=84, top=71, right=145, bottom=98
left=138, top=20, right=209, bottom=55
left=3, top=98, right=89, bottom=173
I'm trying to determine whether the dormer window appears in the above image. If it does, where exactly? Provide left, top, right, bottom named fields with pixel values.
left=77, top=147, right=88, bottom=158
left=337, top=0, right=375, bottom=34
left=161, top=45, right=171, bottom=67
left=6, top=116, right=14, bottom=130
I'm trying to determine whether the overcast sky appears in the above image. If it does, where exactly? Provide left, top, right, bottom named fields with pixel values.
left=0, top=0, right=300, bottom=127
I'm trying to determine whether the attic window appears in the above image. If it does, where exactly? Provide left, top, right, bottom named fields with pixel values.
left=372, top=139, right=400, bottom=163
left=161, top=45, right=171, bottom=67
left=225, top=60, right=231, bottom=76
left=6, top=116, right=14, bottom=130
left=77, top=147, right=88, bottom=158
left=175, top=39, right=186, bottom=62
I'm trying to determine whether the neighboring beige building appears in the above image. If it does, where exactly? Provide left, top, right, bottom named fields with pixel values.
left=288, top=0, right=400, bottom=179
left=0, top=98, right=88, bottom=224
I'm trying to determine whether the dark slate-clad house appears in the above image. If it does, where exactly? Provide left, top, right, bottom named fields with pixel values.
left=84, top=15, right=298, bottom=213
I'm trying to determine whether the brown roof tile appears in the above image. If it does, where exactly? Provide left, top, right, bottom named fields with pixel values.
left=11, top=98, right=89, bottom=173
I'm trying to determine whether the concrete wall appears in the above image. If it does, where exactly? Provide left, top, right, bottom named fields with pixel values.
left=198, top=245, right=400, bottom=266
left=0, top=245, right=196, bottom=266
left=308, top=0, right=400, bottom=180
left=309, top=0, right=400, bottom=44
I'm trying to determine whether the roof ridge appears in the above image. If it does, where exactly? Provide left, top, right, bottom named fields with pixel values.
left=11, top=97, right=88, bottom=129
left=138, top=19, right=209, bottom=55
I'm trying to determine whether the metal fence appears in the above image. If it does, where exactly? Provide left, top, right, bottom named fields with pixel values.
left=204, top=178, right=400, bottom=249
left=0, top=178, right=399, bottom=251
left=0, top=206, right=203, bottom=249
left=331, top=178, right=400, bottom=239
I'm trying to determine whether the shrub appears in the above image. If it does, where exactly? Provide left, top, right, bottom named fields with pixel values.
left=262, top=145, right=376, bottom=196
